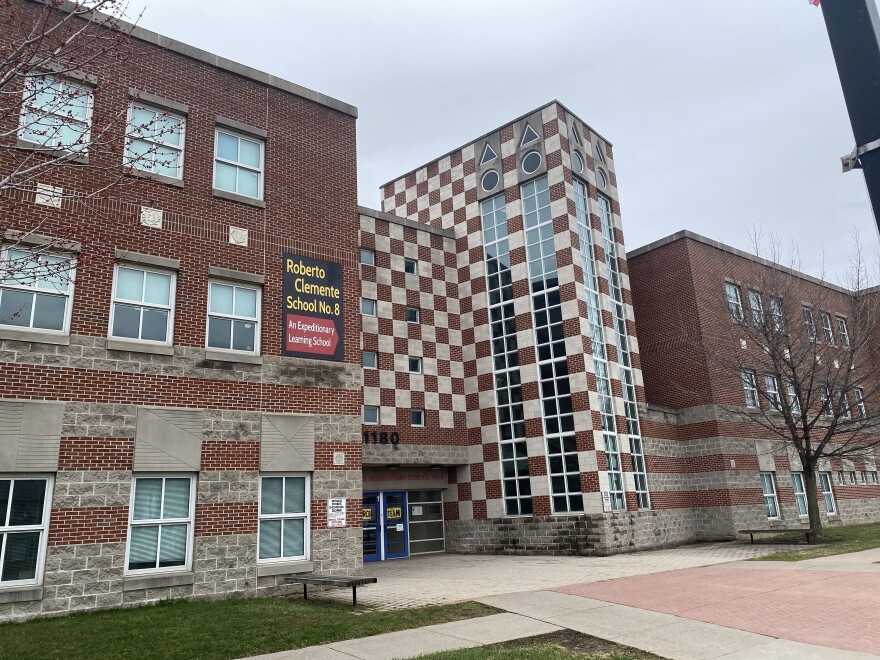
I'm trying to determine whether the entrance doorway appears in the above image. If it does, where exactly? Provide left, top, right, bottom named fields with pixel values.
left=362, top=491, right=409, bottom=561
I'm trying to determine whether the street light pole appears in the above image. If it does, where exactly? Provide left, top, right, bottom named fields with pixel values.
left=820, top=0, right=880, bottom=233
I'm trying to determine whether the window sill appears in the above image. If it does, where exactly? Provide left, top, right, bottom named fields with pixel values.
left=127, top=168, right=184, bottom=189
left=0, top=586, right=43, bottom=604
left=123, top=571, right=195, bottom=592
left=16, top=139, right=89, bottom=164
left=212, top=188, right=265, bottom=208
left=204, top=349, right=262, bottom=365
left=0, top=327, right=70, bottom=345
left=257, top=560, right=313, bottom=578
left=107, top=339, right=175, bottom=355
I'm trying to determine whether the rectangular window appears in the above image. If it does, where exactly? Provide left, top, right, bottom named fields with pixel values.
left=759, top=472, right=780, bottom=519
left=748, top=290, right=764, bottom=327
left=411, top=409, right=424, bottom=427
left=725, top=283, right=743, bottom=322
left=849, top=471, right=857, bottom=485
left=838, top=389, right=851, bottom=419
left=258, top=476, right=309, bottom=563
left=803, top=307, right=816, bottom=341
left=791, top=473, right=808, bottom=517
left=819, top=383, right=832, bottom=417
left=110, top=265, right=175, bottom=344
left=837, top=317, right=850, bottom=347
left=408, top=356, right=422, bottom=374
left=206, top=281, right=260, bottom=353
left=770, top=296, right=786, bottom=333
left=742, top=371, right=759, bottom=408
left=360, top=249, right=375, bottom=266
left=872, top=471, right=878, bottom=484
left=361, top=298, right=377, bottom=316
left=0, top=247, right=74, bottom=333
left=861, top=471, right=868, bottom=484
left=406, top=307, right=420, bottom=323
left=0, top=477, right=51, bottom=585
left=855, top=387, right=867, bottom=418
left=19, top=75, right=92, bottom=152
left=404, top=258, right=417, bottom=275
left=786, top=380, right=801, bottom=415
left=819, top=472, right=836, bottom=514
left=764, top=375, right=780, bottom=410
left=837, top=471, right=845, bottom=486
left=363, top=351, right=377, bottom=369
left=126, top=476, right=194, bottom=574
left=820, top=312, right=835, bottom=345
left=125, top=104, right=185, bottom=179
left=213, top=128, right=264, bottom=200
left=363, top=405, right=379, bottom=425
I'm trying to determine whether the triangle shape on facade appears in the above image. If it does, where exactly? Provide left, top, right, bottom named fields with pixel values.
left=569, top=124, right=582, bottom=146
left=595, top=142, right=606, bottom=162
left=520, top=123, right=540, bottom=147
left=480, top=143, right=498, bottom=165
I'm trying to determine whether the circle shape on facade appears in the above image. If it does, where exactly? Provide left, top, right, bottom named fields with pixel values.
left=572, top=151, right=584, bottom=173
left=521, top=151, right=542, bottom=174
left=481, top=169, right=500, bottom=192
left=597, top=168, right=608, bottom=189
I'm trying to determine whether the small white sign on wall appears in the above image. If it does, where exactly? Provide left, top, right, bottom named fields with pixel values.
left=601, top=491, right=612, bottom=513
left=327, top=497, right=347, bottom=528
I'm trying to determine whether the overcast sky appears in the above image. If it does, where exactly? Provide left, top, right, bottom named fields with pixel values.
left=128, top=0, right=878, bottom=283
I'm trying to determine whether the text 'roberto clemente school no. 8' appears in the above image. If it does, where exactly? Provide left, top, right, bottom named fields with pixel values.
left=1, top=0, right=879, bottom=620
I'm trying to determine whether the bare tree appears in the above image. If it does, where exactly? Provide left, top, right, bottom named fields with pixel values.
left=1, top=0, right=179, bottom=324
left=710, top=233, right=880, bottom=540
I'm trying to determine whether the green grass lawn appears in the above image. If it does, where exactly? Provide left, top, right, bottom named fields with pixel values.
left=0, top=598, right=497, bottom=660
left=751, top=521, right=880, bottom=561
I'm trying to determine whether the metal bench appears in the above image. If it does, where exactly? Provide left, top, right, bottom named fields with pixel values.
left=738, top=528, right=813, bottom=544
left=284, top=574, right=378, bottom=606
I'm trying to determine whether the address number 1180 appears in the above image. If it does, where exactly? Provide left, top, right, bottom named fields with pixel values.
left=363, top=431, right=400, bottom=445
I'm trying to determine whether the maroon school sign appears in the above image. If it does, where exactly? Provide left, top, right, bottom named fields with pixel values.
left=282, top=253, right=344, bottom=361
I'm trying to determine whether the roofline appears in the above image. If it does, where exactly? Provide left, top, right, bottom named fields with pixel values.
left=626, top=229, right=874, bottom=296
left=379, top=99, right=613, bottom=189
left=358, top=206, right=456, bottom=239
left=47, top=0, right=357, bottom=118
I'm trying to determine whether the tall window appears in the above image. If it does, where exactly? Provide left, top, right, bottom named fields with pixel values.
left=770, top=296, right=786, bottom=332
left=0, top=247, right=74, bottom=333
left=742, top=371, right=759, bottom=408
left=854, top=387, right=867, bottom=418
left=837, top=317, right=850, bottom=347
left=819, top=383, right=832, bottom=417
left=206, top=281, right=260, bottom=353
left=111, top=265, right=175, bottom=344
left=748, top=290, right=764, bottom=327
left=125, top=104, right=185, bottom=179
left=126, top=476, right=194, bottom=573
left=819, top=472, right=836, bottom=514
left=803, top=307, right=817, bottom=341
left=791, top=473, right=808, bottom=517
left=0, top=478, right=51, bottom=585
left=259, top=476, right=309, bottom=563
left=214, top=129, right=264, bottom=200
left=759, top=472, right=780, bottom=519
left=820, top=312, right=835, bottom=345
left=786, top=380, right=801, bottom=415
left=764, top=375, right=780, bottom=410
left=725, top=283, right=743, bottom=322
left=19, top=75, right=92, bottom=151
left=838, top=389, right=851, bottom=419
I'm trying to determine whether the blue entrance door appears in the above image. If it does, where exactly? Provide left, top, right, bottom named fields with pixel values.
left=382, top=491, right=408, bottom=559
left=362, top=492, right=380, bottom=562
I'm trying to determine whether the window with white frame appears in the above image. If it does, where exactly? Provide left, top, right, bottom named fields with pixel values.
left=819, top=472, right=836, bottom=513
left=363, top=405, right=379, bottom=425
left=0, top=247, right=74, bottom=332
left=258, top=475, right=309, bottom=563
left=820, top=312, right=835, bottom=345
left=803, top=307, right=817, bottom=341
left=725, top=282, right=743, bottom=322
left=791, top=473, right=808, bottom=517
left=871, top=471, right=878, bottom=484
left=759, top=472, right=780, bottom=518
left=849, top=471, right=857, bottom=485
left=861, top=471, right=868, bottom=484
left=19, top=75, right=92, bottom=152
left=854, top=387, right=867, bottom=418
left=0, top=477, right=52, bottom=585
left=361, top=298, right=376, bottom=316
left=126, top=476, right=194, bottom=573
left=363, top=351, right=377, bottom=369
left=406, top=307, right=420, bottom=323
left=837, top=317, right=850, bottom=347
left=748, top=290, right=764, bottom=327
left=408, top=356, right=422, bottom=374
left=820, top=383, right=832, bottom=417
left=838, top=389, right=851, bottom=419
left=404, top=258, right=417, bottom=275
left=125, top=104, right=185, bottom=179
left=206, top=281, right=260, bottom=353
left=411, top=409, right=424, bottom=426
left=770, top=296, right=786, bottom=333
left=360, top=249, right=375, bottom=266
left=213, top=128, right=264, bottom=199
left=837, top=471, right=845, bottom=486
left=111, top=265, right=175, bottom=344
left=786, top=380, right=801, bottom=415
left=764, top=375, right=781, bottom=411
left=742, top=371, right=759, bottom=408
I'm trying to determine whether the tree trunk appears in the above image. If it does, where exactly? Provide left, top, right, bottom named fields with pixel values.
left=802, top=460, right=824, bottom=543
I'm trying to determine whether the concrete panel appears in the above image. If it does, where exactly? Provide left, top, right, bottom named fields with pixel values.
left=261, top=414, right=314, bottom=472
left=755, top=440, right=776, bottom=472
left=134, top=407, right=203, bottom=471
left=0, top=400, right=63, bottom=471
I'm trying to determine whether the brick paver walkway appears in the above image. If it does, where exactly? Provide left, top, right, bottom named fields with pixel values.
left=555, top=564, right=880, bottom=654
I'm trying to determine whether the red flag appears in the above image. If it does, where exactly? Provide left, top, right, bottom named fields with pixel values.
left=810, top=0, right=820, bottom=5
